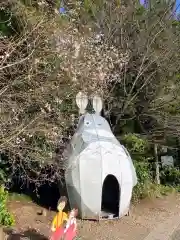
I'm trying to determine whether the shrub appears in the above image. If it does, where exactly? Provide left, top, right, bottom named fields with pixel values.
left=123, top=134, right=149, bottom=155
left=134, top=161, right=152, bottom=183
left=132, top=161, right=153, bottom=201
left=133, top=175, right=175, bottom=201
left=0, top=186, right=15, bottom=227
left=160, top=166, right=180, bottom=186
left=122, top=133, right=152, bottom=162
left=123, top=134, right=175, bottom=201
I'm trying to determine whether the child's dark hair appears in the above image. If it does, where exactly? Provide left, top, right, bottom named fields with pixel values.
left=57, top=196, right=67, bottom=206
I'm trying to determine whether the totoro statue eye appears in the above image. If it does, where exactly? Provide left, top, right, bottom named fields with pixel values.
left=85, top=121, right=90, bottom=126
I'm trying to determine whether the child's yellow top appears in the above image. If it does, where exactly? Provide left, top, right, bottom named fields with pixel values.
left=52, top=211, right=68, bottom=231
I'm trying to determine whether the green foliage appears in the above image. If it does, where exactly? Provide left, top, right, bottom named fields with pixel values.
left=132, top=161, right=152, bottom=200
left=123, top=134, right=148, bottom=155
left=8, top=193, right=31, bottom=202
left=0, top=169, right=6, bottom=185
left=158, top=185, right=175, bottom=196
left=122, top=134, right=153, bottom=200
left=0, top=5, right=23, bottom=37
left=0, top=153, right=10, bottom=185
left=0, top=8, right=13, bottom=36
left=122, top=133, right=151, bottom=162
left=136, top=5, right=146, bottom=16
left=123, top=134, right=175, bottom=201
left=135, top=161, right=152, bottom=183
left=161, top=166, right=180, bottom=186
left=132, top=162, right=175, bottom=201
left=133, top=182, right=175, bottom=201
left=0, top=0, right=180, bottom=197
left=0, top=186, right=15, bottom=227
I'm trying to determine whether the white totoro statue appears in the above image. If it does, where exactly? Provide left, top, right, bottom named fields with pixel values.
left=63, top=92, right=137, bottom=220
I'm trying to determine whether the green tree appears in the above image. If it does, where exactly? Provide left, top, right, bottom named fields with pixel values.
left=0, top=0, right=180, bottom=189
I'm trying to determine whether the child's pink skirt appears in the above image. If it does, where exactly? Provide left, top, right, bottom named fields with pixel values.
left=50, top=223, right=77, bottom=240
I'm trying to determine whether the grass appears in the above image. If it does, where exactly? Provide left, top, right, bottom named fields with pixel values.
left=8, top=192, right=32, bottom=202
left=132, top=182, right=176, bottom=202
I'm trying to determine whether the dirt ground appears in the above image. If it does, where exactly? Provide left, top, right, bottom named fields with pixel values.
left=3, top=193, right=180, bottom=240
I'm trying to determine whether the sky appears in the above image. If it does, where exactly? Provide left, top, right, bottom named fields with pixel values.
left=140, top=0, right=180, bottom=13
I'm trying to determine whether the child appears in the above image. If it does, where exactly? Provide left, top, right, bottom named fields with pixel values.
left=63, top=208, right=78, bottom=240
left=50, top=196, right=68, bottom=240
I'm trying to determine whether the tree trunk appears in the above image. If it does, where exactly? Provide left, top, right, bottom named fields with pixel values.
left=154, top=143, right=160, bottom=184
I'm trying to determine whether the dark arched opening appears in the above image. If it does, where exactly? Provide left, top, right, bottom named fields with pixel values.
left=101, top=174, right=120, bottom=218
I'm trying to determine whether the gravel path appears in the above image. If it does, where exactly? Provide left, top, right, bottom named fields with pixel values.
left=5, top=194, right=180, bottom=240
left=77, top=194, right=180, bottom=240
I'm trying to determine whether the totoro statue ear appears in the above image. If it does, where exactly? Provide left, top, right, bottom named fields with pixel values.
left=75, top=92, right=88, bottom=114
left=92, top=95, right=103, bottom=114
